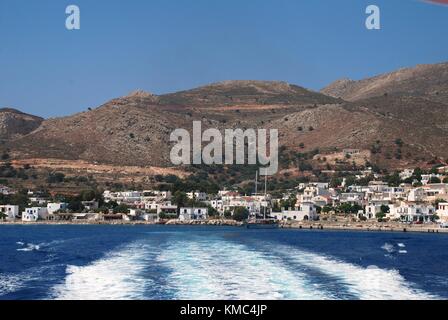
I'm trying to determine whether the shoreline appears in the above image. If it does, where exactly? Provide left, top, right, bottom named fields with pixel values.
left=281, top=222, right=448, bottom=234
left=1, top=220, right=447, bottom=234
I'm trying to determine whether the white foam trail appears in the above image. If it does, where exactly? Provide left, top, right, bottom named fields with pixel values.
left=399, top=250, right=408, bottom=254
left=17, top=243, right=41, bottom=252
left=157, top=239, right=330, bottom=300
left=274, top=245, right=438, bottom=300
left=16, top=240, right=67, bottom=252
left=398, top=243, right=406, bottom=248
left=381, top=243, right=395, bottom=253
left=0, top=274, right=24, bottom=296
left=52, top=242, right=153, bottom=300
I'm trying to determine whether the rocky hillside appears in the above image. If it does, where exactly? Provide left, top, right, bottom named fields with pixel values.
left=159, top=80, right=340, bottom=107
left=321, top=62, right=448, bottom=103
left=1, top=62, right=448, bottom=175
left=0, top=108, right=43, bottom=141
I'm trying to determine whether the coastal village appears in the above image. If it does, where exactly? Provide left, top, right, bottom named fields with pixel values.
left=1, top=166, right=448, bottom=231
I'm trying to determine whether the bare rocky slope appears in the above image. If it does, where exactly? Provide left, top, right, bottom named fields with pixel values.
left=0, top=108, right=43, bottom=141
left=321, top=62, right=448, bottom=103
left=2, top=63, right=448, bottom=174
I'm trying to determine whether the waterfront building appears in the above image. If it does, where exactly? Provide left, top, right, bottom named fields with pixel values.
left=22, top=207, right=49, bottom=222
left=178, top=207, right=208, bottom=221
left=272, top=202, right=318, bottom=222
left=437, top=203, right=448, bottom=223
left=388, top=202, right=436, bottom=223
left=0, top=205, right=19, bottom=221
left=47, top=203, right=68, bottom=215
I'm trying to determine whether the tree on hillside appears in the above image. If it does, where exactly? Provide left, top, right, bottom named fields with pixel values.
left=233, top=207, right=249, bottom=222
left=172, top=191, right=188, bottom=207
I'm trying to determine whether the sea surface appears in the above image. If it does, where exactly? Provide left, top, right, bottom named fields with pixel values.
left=0, top=225, right=447, bottom=300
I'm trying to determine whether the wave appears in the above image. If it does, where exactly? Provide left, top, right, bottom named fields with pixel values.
left=157, top=238, right=331, bottom=300
left=0, top=274, right=25, bottom=296
left=0, top=272, right=37, bottom=297
left=272, top=244, right=437, bottom=300
left=48, top=236, right=437, bottom=300
left=51, top=242, right=155, bottom=300
left=17, top=243, right=41, bottom=252
left=381, top=243, right=395, bottom=253
left=16, top=239, right=67, bottom=252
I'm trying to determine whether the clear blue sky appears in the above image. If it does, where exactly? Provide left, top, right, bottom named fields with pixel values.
left=0, top=0, right=447, bottom=118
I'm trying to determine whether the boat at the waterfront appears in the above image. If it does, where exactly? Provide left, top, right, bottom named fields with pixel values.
left=244, top=171, right=279, bottom=229
left=245, top=218, right=279, bottom=229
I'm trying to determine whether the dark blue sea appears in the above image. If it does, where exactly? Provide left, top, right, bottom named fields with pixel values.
left=0, top=225, right=447, bottom=300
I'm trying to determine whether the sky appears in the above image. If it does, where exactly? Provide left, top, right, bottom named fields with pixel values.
left=0, top=0, right=447, bottom=118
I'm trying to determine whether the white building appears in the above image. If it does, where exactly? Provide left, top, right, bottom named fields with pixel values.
left=0, top=186, right=15, bottom=195
left=437, top=203, right=448, bottom=223
left=103, top=190, right=142, bottom=204
left=142, top=213, right=158, bottom=222
left=399, top=169, right=414, bottom=181
left=408, top=188, right=425, bottom=202
left=208, top=199, right=224, bottom=214
left=179, top=207, right=208, bottom=221
left=82, top=201, right=99, bottom=211
left=362, top=201, right=388, bottom=220
left=22, top=207, right=48, bottom=222
left=272, top=202, right=318, bottom=222
left=421, top=174, right=443, bottom=185
left=0, top=205, right=19, bottom=221
left=29, top=197, right=48, bottom=205
left=142, top=190, right=172, bottom=201
left=388, top=202, right=435, bottom=223
left=186, top=192, right=208, bottom=202
left=47, top=203, right=68, bottom=215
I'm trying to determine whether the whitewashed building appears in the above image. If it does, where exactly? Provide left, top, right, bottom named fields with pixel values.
left=272, top=202, right=318, bottom=222
left=22, top=207, right=48, bottom=222
left=437, top=203, right=448, bottom=223
left=388, top=202, right=435, bottom=223
left=0, top=205, right=19, bottom=221
left=47, top=203, right=68, bottom=215
left=179, top=207, right=208, bottom=221
left=186, top=192, right=208, bottom=202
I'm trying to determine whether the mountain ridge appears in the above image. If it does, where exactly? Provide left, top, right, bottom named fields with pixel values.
left=1, top=62, right=447, bottom=174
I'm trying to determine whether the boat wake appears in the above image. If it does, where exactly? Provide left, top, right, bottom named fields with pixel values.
left=52, top=242, right=155, bottom=300
left=49, top=236, right=438, bottom=300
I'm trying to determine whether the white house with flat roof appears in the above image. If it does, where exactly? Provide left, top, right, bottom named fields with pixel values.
left=272, top=202, right=318, bottom=222
left=179, top=207, right=208, bottom=221
left=437, top=203, right=448, bottom=223
left=22, top=207, right=48, bottom=222
left=47, top=203, right=68, bottom=215
left=0, top=205, right=19, bottom=221
left=388, top=202, right=435, bottom=223
left=186, top=192, right=208, bottom=202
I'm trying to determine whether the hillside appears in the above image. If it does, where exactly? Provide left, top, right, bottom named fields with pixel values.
left=1, top=63, right=447, bottom=190
left=0, top=108, right=43, bottom=141
left=321, top=62, right=448, bottom=103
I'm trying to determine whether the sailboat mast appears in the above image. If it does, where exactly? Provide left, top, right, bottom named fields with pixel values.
left=264, top=174, right=267, bottom=219
left=255, top=171, right=258, bottom=195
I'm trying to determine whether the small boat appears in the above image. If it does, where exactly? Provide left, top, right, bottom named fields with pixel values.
left=245, top=218, right=279, bottom=229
